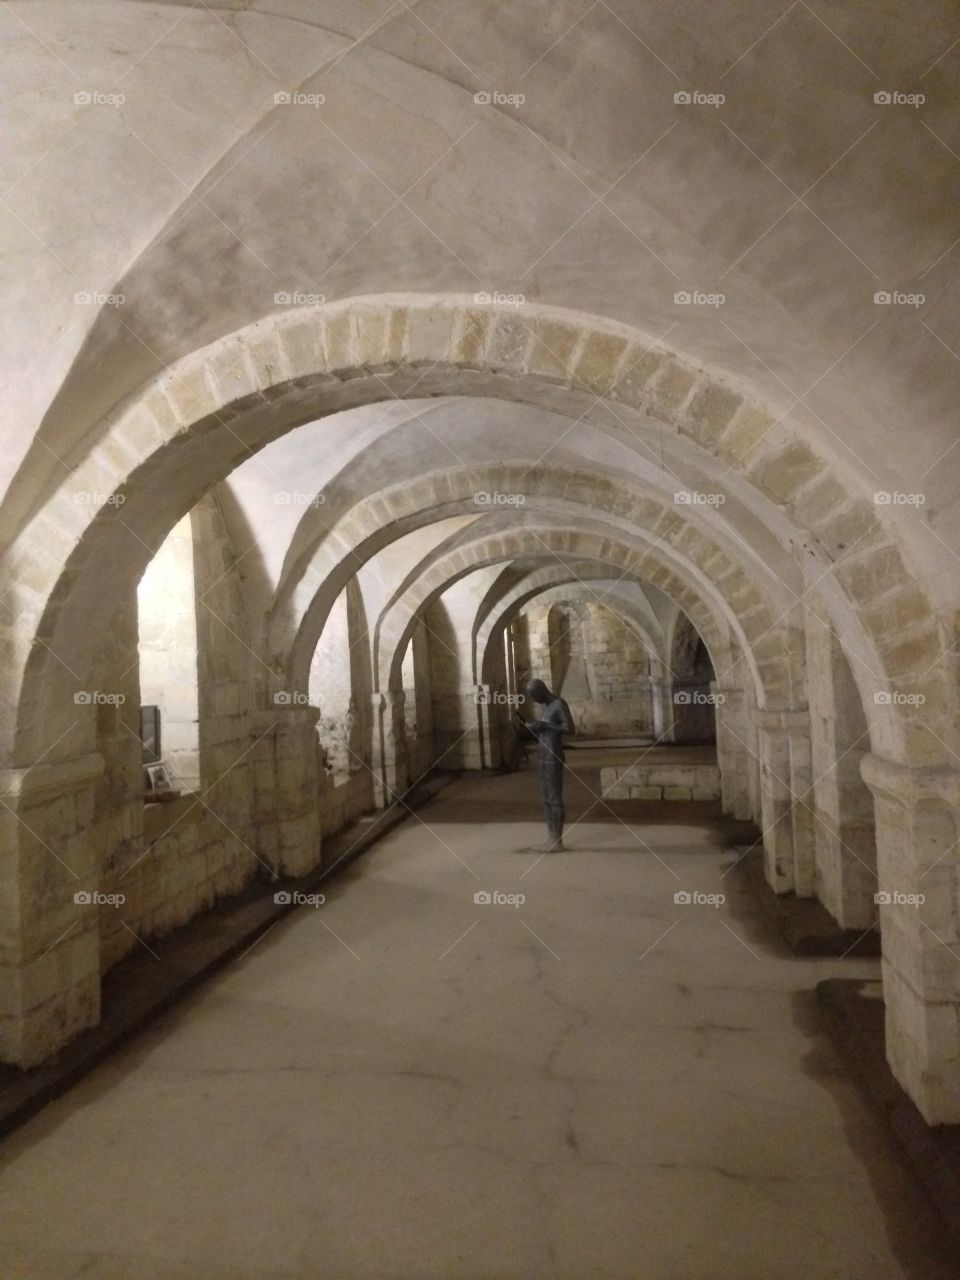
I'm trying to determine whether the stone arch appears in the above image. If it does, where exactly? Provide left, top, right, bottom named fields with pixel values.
left=2, top=296, right=957, bottom=1117
left=374, top=526, right=760, bottom=703
left=477, top=575, right=675, bottom=740
left=522, top=592, right=661, bottom=740
left=3, top=297, right=948, bottom=773
left=271, top=462, right=797, bottom=697
left=476, top=568, right=667, bottom=686
left=497, top=586, right=663, bottom=682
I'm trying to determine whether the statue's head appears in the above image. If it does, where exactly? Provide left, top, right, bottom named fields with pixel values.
left=526, top=679, right=551, bottom=704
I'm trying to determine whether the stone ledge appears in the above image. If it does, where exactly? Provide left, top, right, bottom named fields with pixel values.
left=739, top=848, right=881, bottom=956
left=143, top=791, right=203, bottom=842
left=0, top=770, right=456, bottom=1140
left=817, top=978, right=960, bottom=1262
left=0, top=752, right=104, bottom=803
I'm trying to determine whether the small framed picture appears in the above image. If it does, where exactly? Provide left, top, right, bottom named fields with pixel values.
left=144, top=762, right=173, bottom=797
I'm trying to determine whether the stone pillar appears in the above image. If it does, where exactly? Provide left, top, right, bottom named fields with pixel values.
left=430, top=685, right=506, bottom=771
left=651, top=676, right=675, bottom=743
left=474, top=684, right=503, bottom=770
left=805, top=611, right=877, bottom=930
left=454, top=685, right=485, bottom=771
left=744, top=684, right=762, bottom=824
left=861, top=754, right=960, bottom=1123
left=252, top=706, right=322, bottom=877
left=372, top=691, right=408, bottom=808
left=0, top=753, right=104, bottom=1067
left=714, top=686, right=750, bottom=819
left=752, top=707, right=815, bottom=896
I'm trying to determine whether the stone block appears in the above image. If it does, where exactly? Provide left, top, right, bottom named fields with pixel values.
left=454, top=309, right=491, bottom=367
left=647, top=361, right=697, bottom=423
left=717, top=404, right=777, bottom=466
left=205, top=339, right=259, bottom=406
left=528, top=318, right=581, bottom=381
left=838, top=544, right=910, bottom=604
left=488, top=312, right=531, bottom=369
left=816, top=503, right=882, bottom=556
left=683, top=382, right=743, bottom=446
left=878, top=627, right=942, bottom=677
left=164, top=363, right=218, bottom=425
left=279, top=314, right=324, bottom=379
left=610, top=345, right=662, bottom=410
left=748, top=439, right=824, bottom=505
left=602, top=784, right=629, bottom=800
left=407, top=308, right=454, bottom=364
left=865, top=586, right=932, bottom=635
left=575, top=330, right=628, bottom=392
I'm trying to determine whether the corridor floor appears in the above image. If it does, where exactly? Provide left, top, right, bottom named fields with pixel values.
left=0, top=762, right=953, bottom=1279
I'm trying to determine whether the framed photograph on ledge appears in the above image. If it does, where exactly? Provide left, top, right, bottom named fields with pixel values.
left=144, top=762, right=174, bottom=799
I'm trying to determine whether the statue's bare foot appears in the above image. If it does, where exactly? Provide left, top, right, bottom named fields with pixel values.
left=517, top=839, right=566, bottom=854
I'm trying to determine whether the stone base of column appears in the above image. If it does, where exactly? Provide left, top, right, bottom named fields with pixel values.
left=882, top=963, right=960, bottom=1125
left=862, top=753, right=960, bottom=1125
left=0, top=925, right=100, bottom=1068
left=372, top=691, right=408, bottom=808
left=252, top=707, right=323, bottom=878
left=818, top=976, right=960, bottom=1249
left=753, top=707, right=815, bottom=898
left=0, top=752, right=104, bottom=1068
left=738, top=847, right=880, bottom=957
left=713, top=685, right=751, bottom=820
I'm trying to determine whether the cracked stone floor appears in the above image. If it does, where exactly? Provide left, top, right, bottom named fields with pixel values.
left=0, top=758, right=953, bottom=1279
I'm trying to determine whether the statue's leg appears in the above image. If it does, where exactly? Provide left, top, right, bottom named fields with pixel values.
left=543, top=757, right=566, bottom=850
left=520, top=752, right=565, bottom=853
left=536, top=755, right=550, bottom=826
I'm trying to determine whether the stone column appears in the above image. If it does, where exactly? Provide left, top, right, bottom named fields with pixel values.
left=371, top=691, right=408, bottom=808
left=473, top=684, right=502, bottom=770
left=861, top=754, right=960, bottom=1123
left=650, top=676, right=675, bottom=743
left=0, top=752, right=104, bottom=1067
left=452, top=684, right=485, bottom=771
left=713, top=686, right=751, bottom=819
left=752, top=707, right=815, bottom=896
left=251, top=705, right=322, bottom=877
left=804, top=611, right=877, bottom=930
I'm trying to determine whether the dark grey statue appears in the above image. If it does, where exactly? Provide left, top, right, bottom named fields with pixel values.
left=525, top=679, right=575, bottom=852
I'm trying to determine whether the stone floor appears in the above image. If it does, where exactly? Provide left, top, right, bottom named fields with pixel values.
left=0, top=760, right=953, bottom=1279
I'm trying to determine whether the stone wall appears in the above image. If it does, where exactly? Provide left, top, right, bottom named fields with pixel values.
left=601, top=760, right=721, bottom=801
left=99, top=492, right=260, bottom=973
left=518, top=600, right=656, bottom=737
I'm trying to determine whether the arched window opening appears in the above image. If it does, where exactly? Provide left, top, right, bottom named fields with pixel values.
left=136, top=513, right=200, bottom=793
left=310, top=585, right=356, bottom=788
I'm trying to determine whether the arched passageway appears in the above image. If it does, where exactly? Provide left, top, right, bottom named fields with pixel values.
left=0, top=298, right=956, bottom=1130
left=3, top=299, right=957, bottom=1121
left=3, top=4, right=960, bottom=1272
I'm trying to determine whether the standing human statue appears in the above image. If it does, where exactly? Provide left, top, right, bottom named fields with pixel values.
left=524, top=679, right=575, bottom=852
